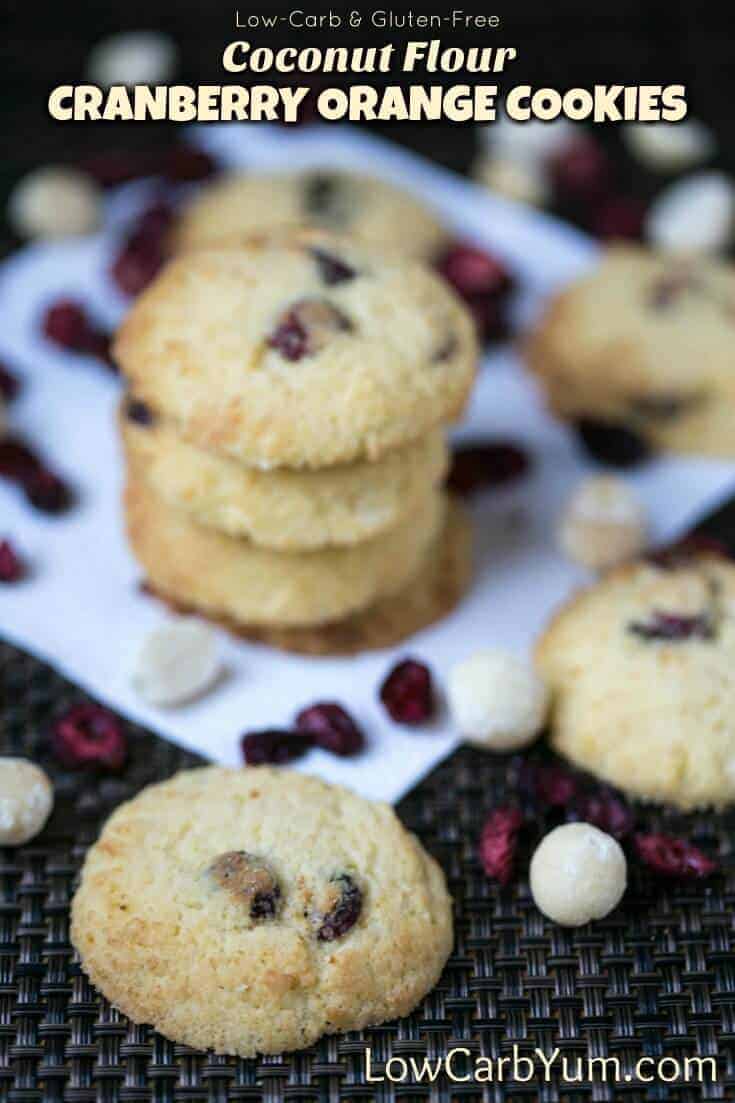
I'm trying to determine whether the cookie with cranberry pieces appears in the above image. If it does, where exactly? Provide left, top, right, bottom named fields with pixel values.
left=71, top=766, right=453, bottom=1056
left=536, top=549, right=735, bottom=809
left=113, top=228, right=477, bottom=469
left=526, top=244, right=735, bottom=460
left=169, top=169, right=448, bottom=262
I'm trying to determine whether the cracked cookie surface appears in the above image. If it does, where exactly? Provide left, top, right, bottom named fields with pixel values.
left=71, top=766, right=453, bottom=1056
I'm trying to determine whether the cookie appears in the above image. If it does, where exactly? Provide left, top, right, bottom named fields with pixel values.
left=71, top=766, right=453, bottom=1056
left=526, top=244, right=735, bottom=458
left=170, top=169, right=448, bottom=262
left=149, top=496, right=473, bottom=655
left=536, top=550, right=735, bottom=810
left=126, top=467, right=444, bottom=628
left=113, top=230, right=477, bottom=469
left=121, top=399, right=448, bottom=549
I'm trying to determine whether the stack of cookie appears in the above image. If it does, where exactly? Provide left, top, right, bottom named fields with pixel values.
left=114, top=227, right=478, bottom=653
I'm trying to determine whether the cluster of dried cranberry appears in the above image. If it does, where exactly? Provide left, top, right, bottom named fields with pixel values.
left=80, top=144, right=216, bottom=190
left=111, top=201, right=175, bottom=299
left=241, top=659, right=437, bottom=764
left=479, top=757, right=719, bottom=889
left=436, top=242, right=515, bottom=345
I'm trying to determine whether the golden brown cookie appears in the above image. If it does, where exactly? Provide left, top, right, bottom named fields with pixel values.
left=536, top=549, right=735, bottom=810
left=113, top=229, right=477, bottom=469
left=121, top=399, right=448, bottom=549
left=526, top=244, right=735, bottom=458
left=147, top=496, right=473, bottom=655
left=170, top=169, right=448, bottom=262
left=126, top=467, right=444, bottom=629
left=71, top=766, right=454, bottom=1056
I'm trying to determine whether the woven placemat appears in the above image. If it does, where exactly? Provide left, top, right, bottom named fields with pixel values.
left=1, top=639, right=733, bottom=1103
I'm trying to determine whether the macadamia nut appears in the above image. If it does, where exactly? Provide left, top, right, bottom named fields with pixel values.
left=530, top=822, right=627, bottom=926
left=0, top=758, right=54, bottom=845
left=559, top=475, right=647, bottom=571
left=8, top=167, right=101, bottom=240
left=624, top=120, right=715, bottom=173
left=473, top=154, right=548, bottom=207
left=86, top=31, right=178, bottom=87
left=447, top=649, right=548, bottom=751
left=131, top=618, right=221, bottom=707
left=645, top=171, right=735, bottom=254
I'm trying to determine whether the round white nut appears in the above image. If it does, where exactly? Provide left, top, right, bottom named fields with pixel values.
left=131, top=618, right=221, bottom=707
left=530, top=822, right=627, bottom=926
left=624, top=120, right=715, bottom=173
left=8, top=167, right=102, bottom=240
left=558, top=475, right=647, bottom=571
left=645, top=171, right=735, bottom=254
left=473, top=153, right=548, bottom=207
left=0, top=759, right=54, bottom=845
left=86, top=31, right=178, bottom=87
left=447, top=649, right=548, bottom=752
left=478, top=117, right=575, bottom=163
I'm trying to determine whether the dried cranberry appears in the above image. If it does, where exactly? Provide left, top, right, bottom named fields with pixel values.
left=208, top=851, right=281, bottom=920
left=268, top=300, right=350, bottom=361
left=52, top=703, right=127, bottom=771
left=304, top=173, right=344, bottom=220
left=79, top=150, right=156, bottom=188
left=43, top=300, right=91, bottom=350
left=466, top=295, right=510, bottom=344
left=0, top=436, right=42, bottom=485
left=295, top=703, right=365, bottom=757
left=316, top=873, right=363, bottom=941
left=629, top=611, right=714, bottom=642
left=379, top=659, right=434, bottom=725
left=535, top=764, right=579, bottom=807
left=25, top=470, right=72, bottom=515
left=0, top=364, right=20, bottom=402
left=447, top=441, right=530, bottom=496
left=125, top=397, right=156, bottom=427
left=567, top=789, right=634, bottom=840
left=648, top=269, right=697, bottom=309
left=549, top=137, right=611, bottom=205
left=310, top=248, right=355, bottom=286
left=162, top=146, right=216, bottom=183
left=478, top=805, right=523, bottom=885
left=111, top=235, right=165, bottom=298
left=575, top=419, right=650, bottom=467
left=42, top=299, right=111, bottom=364
left=589, top=195, right=646, bottom=241
left=0, top=540, right=25, bottom=583
left=134, top=201, right=173, bottom=239
left=437, top=243, right=513, bottom=300
left=241, top=729, right=313, bottom=766
left=634, top=833, right=718, bottom=879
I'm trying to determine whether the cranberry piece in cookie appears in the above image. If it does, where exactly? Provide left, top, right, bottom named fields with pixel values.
left=315, top=873, right=363, bottom=941
left=310, top=248, right=356, bottom=286
left=629, top=611, right=714, bottom=642
left=208, top=851, right=282, bottom=919
left=268, top=299, right=352, bottom=361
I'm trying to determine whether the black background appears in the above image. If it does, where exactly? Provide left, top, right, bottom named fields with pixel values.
left=2, top=0, right=734, bottom=234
